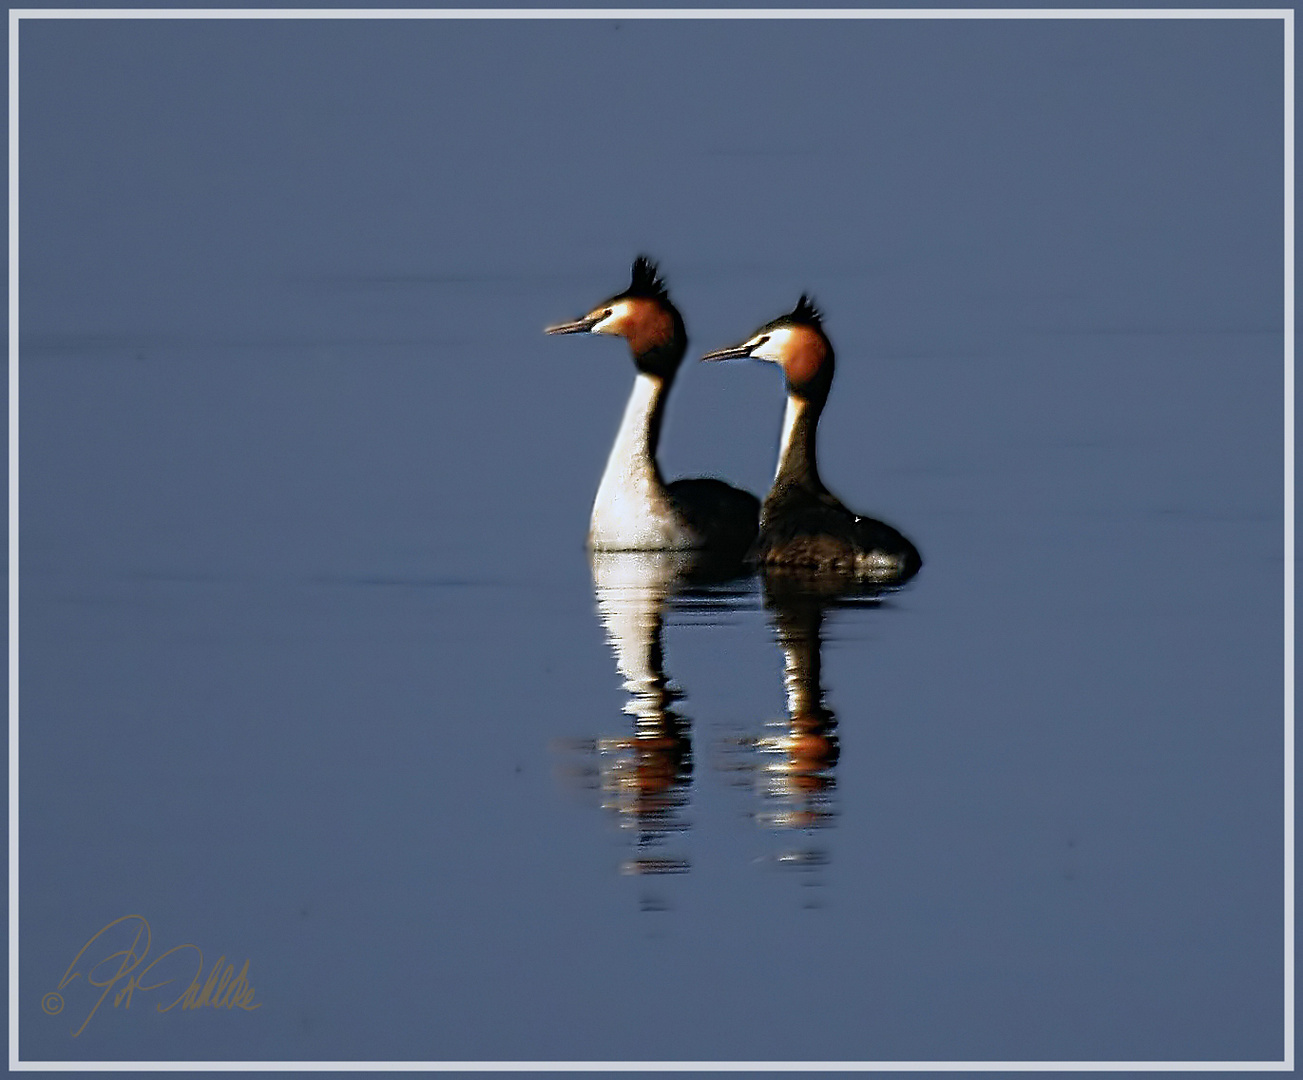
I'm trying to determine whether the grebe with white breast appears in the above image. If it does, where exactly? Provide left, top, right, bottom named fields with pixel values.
left=702, top=296, right=921, bottom=582
left=546, top=257, right=759, bottom=555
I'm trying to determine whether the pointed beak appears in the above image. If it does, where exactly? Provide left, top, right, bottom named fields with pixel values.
left=700, top=341, right=755, bottom=362
left=545, top=314, right=601, bottom=335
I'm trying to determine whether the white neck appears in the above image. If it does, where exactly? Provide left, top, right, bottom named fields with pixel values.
left=589, top=373, right=691, bottom=550
left=776, top=395, right=803, bottom=479
left=773, top=393, right=823, bottom=490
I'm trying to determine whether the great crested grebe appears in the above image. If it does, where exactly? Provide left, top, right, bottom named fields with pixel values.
left=702, top=296, right=922, bottom=582
left=546, top=257, right=760, bottom=555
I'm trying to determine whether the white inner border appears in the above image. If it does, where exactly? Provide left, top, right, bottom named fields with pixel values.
left=6, top=6, right=1294, bottom=1073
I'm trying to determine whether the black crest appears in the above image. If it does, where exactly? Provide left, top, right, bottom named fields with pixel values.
left=760, top=292, right=824, bottom=336
left=787, top=294, right=824, bottom=328
left=621, top=255, right=670, bottom=302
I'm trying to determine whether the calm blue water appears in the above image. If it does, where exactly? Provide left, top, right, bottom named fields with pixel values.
left=16, top=14, right=1286, bottom=1064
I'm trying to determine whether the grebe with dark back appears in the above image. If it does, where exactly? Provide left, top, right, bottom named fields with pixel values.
left=546, top=257, right=760, bottom=556
left=702, top=296, right=921, bottom=583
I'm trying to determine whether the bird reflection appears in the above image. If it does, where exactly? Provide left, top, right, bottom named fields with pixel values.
left=566, top=550, right=899, bottom=888
left=585, top=550, right=721, bottom=876
left=743, top=570, right=886, bottom=879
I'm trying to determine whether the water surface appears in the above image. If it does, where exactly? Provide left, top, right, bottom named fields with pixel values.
left=16, top=14, right=1286, bottom=1064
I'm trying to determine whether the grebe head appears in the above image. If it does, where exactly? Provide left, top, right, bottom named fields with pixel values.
left=701, top=295, right=834, bottom=404
left=545, top=256, right=687, bottom=378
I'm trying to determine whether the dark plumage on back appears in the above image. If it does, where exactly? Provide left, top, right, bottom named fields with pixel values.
left=751, top=483, right=921, bottom=579
left=667, top=478, right=761, bottom=560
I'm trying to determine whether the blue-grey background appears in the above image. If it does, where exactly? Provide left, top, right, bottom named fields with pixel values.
left=17, top=14, right=1286, bottom=1063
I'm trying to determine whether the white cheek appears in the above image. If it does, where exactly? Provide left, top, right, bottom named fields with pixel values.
left=591, top=299, right=634, bottom=336
left=750, top=326, right=796, bottom=362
